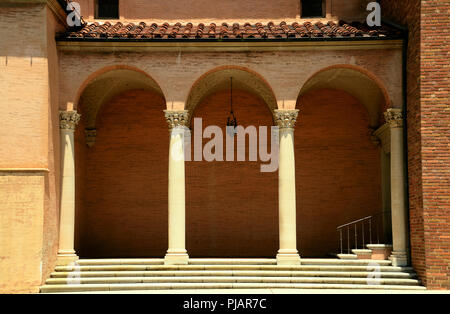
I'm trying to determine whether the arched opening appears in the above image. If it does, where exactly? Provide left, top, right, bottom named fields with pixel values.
left=186, top=66, right=278, bottom=257
left=295, top=65, right=390, bottom=257
left=74, top=67, right=168, bottom=258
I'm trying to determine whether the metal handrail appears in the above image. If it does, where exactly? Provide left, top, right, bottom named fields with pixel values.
left=336, top=216, right=373, bottom=255
left=336, top=216, right=372, bottom=230
left=336, top=211, right=392, bottom=255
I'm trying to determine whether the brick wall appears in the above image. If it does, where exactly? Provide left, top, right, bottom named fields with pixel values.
left=296, top=89, right=382, bottom=257
left=0, top=4, right=63, bottom=293
left=76, top=90, right=168, bottom=257
left=187, top=90, right=278, bottom=257
left=420, top=0, right=450, bottom=289
left=74, top=87, right=382, bottom=258
left=78, top=0, right=367, bottom=23
left=381, top=0, right=450, bottom=289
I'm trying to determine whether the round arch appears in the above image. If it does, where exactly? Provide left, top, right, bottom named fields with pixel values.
left=185, top=66, right=278, bottom=120
left=297, top=64, right=391, bottom=128
left=74, top=66, right=169, bottom=258
left=76, top=65, right=166, bottom=130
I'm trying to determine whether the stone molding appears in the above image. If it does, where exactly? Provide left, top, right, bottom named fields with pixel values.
left=384, top=108, right=403, bottom=128
left=164, top=110, right=190, bottom=129
left=373, top=123, right=391, bottom=153
left=85, top=129, right=97, bottom=147
left=59, top=111, right=81, bottom=131
left=274, top=109, right=299, bottom=129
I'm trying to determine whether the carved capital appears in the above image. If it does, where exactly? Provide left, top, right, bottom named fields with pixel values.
left=164, top=110, right=190, bottom=130
left=85, top=129, right=97, bottom=148
left=59, top=111, right=81, bottom=131
left=384, top=109, right=403, bottom=128
left=274, top=109, right=299, bottom=129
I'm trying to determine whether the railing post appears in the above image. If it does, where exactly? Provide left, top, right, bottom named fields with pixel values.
left=347, top=227, right=350, bottom=254
left=362, top=222, right=365, bottom=247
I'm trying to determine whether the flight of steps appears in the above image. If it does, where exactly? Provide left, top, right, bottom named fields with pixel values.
left=40, top=258, right=426, bottom=293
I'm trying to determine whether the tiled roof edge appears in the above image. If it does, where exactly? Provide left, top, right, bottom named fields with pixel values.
left=61, top=20, right=406, bottom=41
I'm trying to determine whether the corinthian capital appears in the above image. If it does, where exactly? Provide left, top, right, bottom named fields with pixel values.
left=274, top=109, right=299, bottom=129
left=59, top=111, right=81, bottom=131
left=164, top=110, right=190, bottom=129
left=384, top=109, right=403, bottom=128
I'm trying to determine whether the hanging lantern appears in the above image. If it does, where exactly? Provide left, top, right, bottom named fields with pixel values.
left=226, top=77, right=237, bottom=136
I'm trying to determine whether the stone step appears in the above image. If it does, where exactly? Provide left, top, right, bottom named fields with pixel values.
left=54, top=264, right=413, bottom=273
left=189, top=258, right=276, bottom=265
left=68, top=258, right=390, bottom=267
left=40, top=282, right=426, bottom=293
left=336, top=254, right=358, bottom=260
left=50, top=270, right=417, bottom=279
left=76, top=259, right=164, bottom=266
left=75, top=258, right=275, bottom=266
left=300, top=259, right=391, bottom=266
left=45, top=276, right=420, bottom=286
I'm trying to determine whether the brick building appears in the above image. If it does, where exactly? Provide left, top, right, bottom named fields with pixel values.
left=0, top=0, right=448, bottom=293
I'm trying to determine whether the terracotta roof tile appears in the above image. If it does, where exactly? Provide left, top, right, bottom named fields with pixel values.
left=64, top=21, right=403, bottom=41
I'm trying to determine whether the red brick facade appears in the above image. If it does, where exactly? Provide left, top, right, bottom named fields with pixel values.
left=296, top=89, right=381, bottom=257
left=0, top=0, right=448, bottom=292
left=76, top=90, right=168, bottom=258
left=381, top=0, right=450, bottom=289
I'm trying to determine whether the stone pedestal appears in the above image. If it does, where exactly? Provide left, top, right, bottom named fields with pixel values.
left=367, top=244, right=393, bottom=260
left=352, top=249, right=373, bottom=260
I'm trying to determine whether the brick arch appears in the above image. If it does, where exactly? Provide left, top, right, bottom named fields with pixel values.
left=297, top=64, right=392, bottom=128
left=185, top=65, right=278, bottom=121
left=74, top=65, right=167, bottom=108
left=74, top=65, right=167, bottom=130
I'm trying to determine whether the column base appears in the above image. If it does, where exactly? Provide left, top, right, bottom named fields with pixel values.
left=165, top=251, right=189, bottom=265
left=276, top=251, right=301, bottom=265
left=56, top=250, right=79, bottom=266
left=389, top=251, right=408, bottom=267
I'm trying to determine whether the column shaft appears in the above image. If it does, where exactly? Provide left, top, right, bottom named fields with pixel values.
left=385, top=109, right=408, bottom=266
left=57, top=111, right=80, bottom=266
left=274, top=110, right=301, bottom=265
left=164, top=110, right=189, bottom=265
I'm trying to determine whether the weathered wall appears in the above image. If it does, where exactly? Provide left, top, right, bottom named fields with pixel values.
left=296, top=89, right=381, bottom=257
left=0, top=5, right=48, bottom=168
left=381, top=0, right=450, bottom=289
left=77, top=0, right=369, bottom=23
left=0, top=172, right=45, bottom=293
left=60, top=49, right=403, bottom=113
left=0, top=3, right=63, bottom=293
left=42, top=4, right=66, bottom=291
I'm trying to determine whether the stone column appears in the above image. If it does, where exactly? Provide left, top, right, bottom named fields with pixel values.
left=274, top=110, right=301, bottom=265
left=164, top=110, right=190, bottom=265
left=57, top=110, right=81, bottom=266
left=384, top=109, right=409, bottom=266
